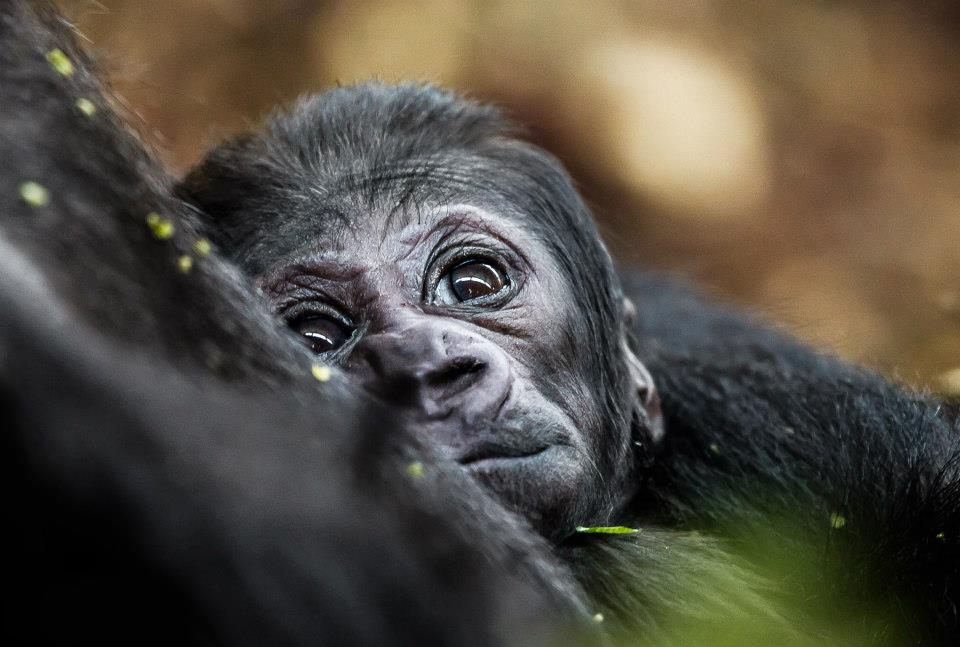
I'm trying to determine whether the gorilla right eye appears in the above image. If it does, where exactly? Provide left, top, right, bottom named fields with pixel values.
left=447, top=259, right=508, bottom=303
left=291, top=315, right=352, bottom=354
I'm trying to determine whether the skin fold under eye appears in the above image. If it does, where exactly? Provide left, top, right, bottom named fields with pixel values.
left=446, top=259, right=508, bottom=303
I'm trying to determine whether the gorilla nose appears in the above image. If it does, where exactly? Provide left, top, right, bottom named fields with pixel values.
left=355, top=323, right=510, bottom=425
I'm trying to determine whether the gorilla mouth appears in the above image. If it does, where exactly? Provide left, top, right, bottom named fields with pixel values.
left=456, top=439, right=553, bottom=467
left=455, top=406, right=576, bottom=469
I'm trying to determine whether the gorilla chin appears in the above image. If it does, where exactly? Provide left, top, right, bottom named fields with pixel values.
left=464, top=444, right=590, bottom=539
left=443, top=401, right=597, bottom=539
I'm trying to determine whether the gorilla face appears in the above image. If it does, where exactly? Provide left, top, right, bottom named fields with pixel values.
left=259, top=202, right=606, bottom=534
left=180, top=83, right=663, bottom=539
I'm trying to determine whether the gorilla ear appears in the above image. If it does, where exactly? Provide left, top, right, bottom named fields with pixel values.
left=623, top=342, right=664, bottom=444
left=621, top=298, right=664, bottom=445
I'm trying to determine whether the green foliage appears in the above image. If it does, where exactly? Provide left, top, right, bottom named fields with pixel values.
left=577, top=516, right=913, bottom=647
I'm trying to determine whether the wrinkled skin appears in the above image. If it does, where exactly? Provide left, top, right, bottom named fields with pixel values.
left=180, top=85, right=663, bottom=538
left=259, top=206, right=585, bottom=490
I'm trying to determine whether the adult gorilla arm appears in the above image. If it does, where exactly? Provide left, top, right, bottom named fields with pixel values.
left=1, top=268, right=581, bottom=646
left=623, top=271, right=960, bottom=645
left=0, top=2, right=585, bottom=645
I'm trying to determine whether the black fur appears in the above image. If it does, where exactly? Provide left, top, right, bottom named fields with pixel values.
left=627, top=273, right=960, bottom=645
left=5, top=2, right=960, bottom=646
left=0, top=3, right=587, bottom=645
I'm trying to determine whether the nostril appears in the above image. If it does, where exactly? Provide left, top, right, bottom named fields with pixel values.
left=425, top=357, right=485, bottom=390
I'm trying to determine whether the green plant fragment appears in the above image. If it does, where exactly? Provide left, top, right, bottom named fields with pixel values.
left=46, top=48, right=74, bottom=76
left=76, top=97, right=96, bottom=116
left=575, top=526, right=639, bottom=535
left=146, top=212, right=174, bottom=240
left=311, top=363, right=332, bottom=382
left=193, top=238, right=212, bottom=256
left=20, top=181, right=50, bottom=208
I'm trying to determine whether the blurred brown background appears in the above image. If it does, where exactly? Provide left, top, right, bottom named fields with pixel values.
left=60, top=0, right=960, bottom=394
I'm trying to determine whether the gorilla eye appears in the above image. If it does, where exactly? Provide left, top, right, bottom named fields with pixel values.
left=291, top=315, right=352, bottom=354
left=448, top=260, right=507, bottom=302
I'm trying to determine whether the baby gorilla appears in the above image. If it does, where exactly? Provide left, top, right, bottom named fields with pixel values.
left=180, top=83, right=662, bottom=540
left=180, top=83, right=960, bottom=643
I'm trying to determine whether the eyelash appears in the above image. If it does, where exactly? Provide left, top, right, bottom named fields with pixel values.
left=282, top=300, right=356, bottom=349
left=281, top=297, right=353, bottom=325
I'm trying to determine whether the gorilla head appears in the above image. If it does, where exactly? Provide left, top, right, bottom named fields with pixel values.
left=180, top=83, right=663, bottom=539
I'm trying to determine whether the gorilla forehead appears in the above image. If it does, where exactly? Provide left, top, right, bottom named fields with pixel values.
left=242, top=154, right=559, bottom=268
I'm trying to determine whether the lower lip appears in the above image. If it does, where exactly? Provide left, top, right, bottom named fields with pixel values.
left=459, top=446, right=551, bottom=471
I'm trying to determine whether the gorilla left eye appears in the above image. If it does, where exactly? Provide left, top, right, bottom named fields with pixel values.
left=447, top=259, right=507, bottom=302
left=290, top=315, right=352, bottom=354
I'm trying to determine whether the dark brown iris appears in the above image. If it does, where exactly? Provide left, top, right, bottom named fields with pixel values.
left=292, top=315, right=351, bottom=353
left=449, top=260, right=506, bottom=302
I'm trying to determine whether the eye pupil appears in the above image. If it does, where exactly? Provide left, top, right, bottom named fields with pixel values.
left=450, top=260, right=506, bottom=302
left=292, top=316, right=350, bottom=353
